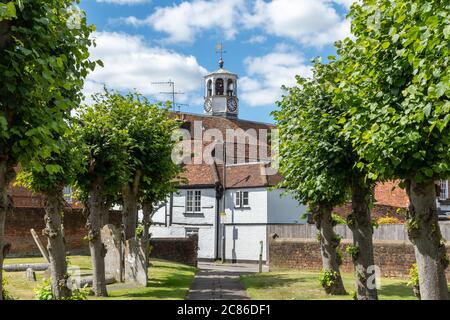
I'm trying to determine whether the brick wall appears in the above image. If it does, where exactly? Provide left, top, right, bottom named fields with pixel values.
left=375, top=180, right=409, bottom=208
left=268, top=238, right=450, bottom=280
left=4, top=207, right=121, bottom=257
left=334, top=203, right=407, bottom=222
left=149, top=235, right=198, bottom=267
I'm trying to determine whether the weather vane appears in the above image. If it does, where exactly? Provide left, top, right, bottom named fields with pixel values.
left=215, top=42, right=226, bottom=68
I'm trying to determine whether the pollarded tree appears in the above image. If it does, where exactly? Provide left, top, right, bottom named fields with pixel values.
left=73, top=97, right=131, bottom=297
left=139, top=161, right=182, bottom=263
left=0, top=0, right=96, bottom=299
left=337, top=0, right=450, bottom=300
left=17, top=134, right=81, bottom=299
left=274, top=61, right=352, bottom=296
left=100, top=90, right=180, bottom=240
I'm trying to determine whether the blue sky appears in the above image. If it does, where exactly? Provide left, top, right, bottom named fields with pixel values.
left=79, top=0, right=353, bottom=123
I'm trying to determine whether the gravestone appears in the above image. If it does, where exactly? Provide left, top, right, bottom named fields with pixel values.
left=101, top=224, right=123, bottom=282
left=124, top=239, right=148, bottom=286
left=25, top=268, right=36, bottom=281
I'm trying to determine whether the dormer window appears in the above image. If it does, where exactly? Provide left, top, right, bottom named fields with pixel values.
left=227, top=79, right=234, bottom=96
left=215, top=78, right=224, bottom=96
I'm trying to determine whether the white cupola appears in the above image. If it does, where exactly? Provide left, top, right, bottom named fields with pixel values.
left=204, top=54, right=239, bottom=118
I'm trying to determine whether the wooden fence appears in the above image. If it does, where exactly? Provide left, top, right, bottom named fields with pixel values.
left=267, top=222, right=450, bottom=241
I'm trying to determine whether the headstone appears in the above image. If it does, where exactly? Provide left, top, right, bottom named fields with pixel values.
left=30, top=229, right=50, bottom=262
left=25, top=268, right=36, bottom=281
left=101, top=224, right=123, bottom=282
left=124, top=239, right=148, bottom=286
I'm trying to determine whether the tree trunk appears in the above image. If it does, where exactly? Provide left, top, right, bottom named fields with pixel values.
left=122, top=170, right=142, bottom=240
left=43, top=188, right=72, bottom=299
left=0, top=158, right=14, bottom=300
left=313, top=203, right=347, bottom=295
left=86, top=178, right=108, bottom=297
left=349, top=182, right=378, bottom=300
left=0, top=19, right=13, bottom=301
left=142, top=201, right=153, bottom=268
left=122, top=185, right=139, bottom=240
left=405, top=179, right=449, bottom=300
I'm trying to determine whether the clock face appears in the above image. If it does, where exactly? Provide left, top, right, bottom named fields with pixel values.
left=204, top=98, right=212, bottom=112
left=227, top=97, right=238, bottom=112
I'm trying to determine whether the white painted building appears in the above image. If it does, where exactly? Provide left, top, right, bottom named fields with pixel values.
left=150, top=57, right=307, bottom=262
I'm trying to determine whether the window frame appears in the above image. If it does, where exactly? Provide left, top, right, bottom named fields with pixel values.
left=186, top=190, right=202, bottom=214
left=234, top=190, right=250, bottom=208
left=439, top=180, right=449, bottom=200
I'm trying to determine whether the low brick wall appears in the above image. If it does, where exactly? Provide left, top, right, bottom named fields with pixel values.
left=269, top=238, right=450, bottom=280
left=5, top=207, right=121, bottom=257
left=149, top=236, right=198, bottom=267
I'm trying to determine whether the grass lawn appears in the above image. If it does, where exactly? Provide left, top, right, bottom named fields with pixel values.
left=241, top=269, right=422, bottom=300
left=3, top=256, right=196, bottom=300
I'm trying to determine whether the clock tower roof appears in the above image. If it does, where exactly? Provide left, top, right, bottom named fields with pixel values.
left=203, top=46, right=239, bottom=119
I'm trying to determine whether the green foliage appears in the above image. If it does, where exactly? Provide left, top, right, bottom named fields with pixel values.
left=34, top=278, right=89, bottom=300
left=0, top=0, right=98, bottom=168
left=336, top=0, right=450, bottom=183
left=34, top=278, right=53, bottom=300
left=72, top=92, right=132, bottom=203
left=407, top=264, right=419, bottom=288
left=331, top=213, right=347, bottom=225
left=318, top=270, right=340, bottom=292
left=345, top=245, right=359, bottom=261
left=1, top=274, right=15, bottom=300
left=135, top=223, right=144, bottom=238
left=273, top=60, right=355, bottom=210
left=73, top=89, right=181, bottom=206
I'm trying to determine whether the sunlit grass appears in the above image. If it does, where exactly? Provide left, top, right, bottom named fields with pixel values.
left=3, top=256, right=196, bottom=300
left=241, top=269, right=424, bottom=300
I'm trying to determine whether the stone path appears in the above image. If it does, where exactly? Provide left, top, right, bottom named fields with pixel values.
left=186, top=262, right=268, bottom=300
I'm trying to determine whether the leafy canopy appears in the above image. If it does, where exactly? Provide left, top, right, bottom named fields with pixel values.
left=273, top=61, right=355, bottom=207
left=0, top=0, right=98, bottom=171
left=336, top=0, right=450, bottom=182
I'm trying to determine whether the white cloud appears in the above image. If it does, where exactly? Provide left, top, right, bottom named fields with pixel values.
left=118, top=0, right=350, bottom=47
left=84, top=32, right=207, bottom=104
left=240, top=46, right=312, bottom=107
left=96, top=0, right=151, bottom=4
left=242, top=0, right=351, bottom=48
left=121, top=0, right=245, bottom=44
left=246, top=35, right=267, bottom=44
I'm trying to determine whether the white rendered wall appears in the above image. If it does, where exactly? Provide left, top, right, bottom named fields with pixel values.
left=150, top=188, right=217, bottom=260
left=224, top=225, right=267, bottom=261
left=267, top=189, right=307, bottom=224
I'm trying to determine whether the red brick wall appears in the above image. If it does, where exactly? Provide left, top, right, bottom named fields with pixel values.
left=334, top=203, right=408, bottom=222
left=150, top=235, right=198, bottom=267
left=375, top=180, right=409, bottom=208
left=4, top=207, right=121, bottom=257
left=269, top=238, right=450, bottom=280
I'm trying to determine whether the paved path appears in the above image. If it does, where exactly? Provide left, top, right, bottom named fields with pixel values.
left=186, top=262, right=268, bottom=300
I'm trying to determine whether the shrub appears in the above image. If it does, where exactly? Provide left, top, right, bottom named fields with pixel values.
left=319, top=270, right=339, bottom=293
left=377, top=216, right=402, bottom=225
left=35, top=278, right=89, bottom=300
left=1, top=274, right=15, bottom=300
left=407, top=264, right=420, bottom=299
left=331, top=213, right=347, bottom=225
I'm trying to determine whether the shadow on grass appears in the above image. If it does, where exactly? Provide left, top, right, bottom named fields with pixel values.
left=379, top=283, right=415, bottom=298
left=241, top=273, right=306, bottom=289
left=150, top=262, right=196, bottom=273
left=108, top=271, right=195, bottom=300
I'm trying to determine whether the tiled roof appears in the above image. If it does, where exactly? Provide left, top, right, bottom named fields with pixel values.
left=172, top=112, right=281, bottom=189
left=177, top=162, right=283, bottom=189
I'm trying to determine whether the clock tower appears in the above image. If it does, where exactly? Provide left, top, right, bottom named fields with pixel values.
left=204, top=53, right=239, bottom=118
